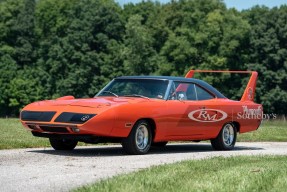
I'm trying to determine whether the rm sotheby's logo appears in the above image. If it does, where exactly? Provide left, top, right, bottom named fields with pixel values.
left=188, top=109, right=228, bottom=122
left=237, top=105, right=266, bottom=119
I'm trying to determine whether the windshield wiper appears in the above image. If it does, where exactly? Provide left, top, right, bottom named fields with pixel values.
left=123, top=94, right=150, bottom=99
left=102, top=91, right=119, bottom=97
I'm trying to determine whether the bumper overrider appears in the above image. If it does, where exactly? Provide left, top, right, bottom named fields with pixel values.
left=20, top=110, right=96, bottom=135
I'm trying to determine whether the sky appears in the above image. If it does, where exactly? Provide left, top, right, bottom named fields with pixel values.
left=224, top=0, right=286, bottom=10
left=116, top=0, right=287, bottom=10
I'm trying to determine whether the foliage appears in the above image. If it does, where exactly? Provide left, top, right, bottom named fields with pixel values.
left=242, top=6, right=287, bottom=113
left=0, top=0, right=286, bottom=116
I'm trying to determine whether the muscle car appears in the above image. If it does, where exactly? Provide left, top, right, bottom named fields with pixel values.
left=20, top=70, right=263, bottom=154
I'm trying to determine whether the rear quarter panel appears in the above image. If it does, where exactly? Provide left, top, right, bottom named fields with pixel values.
left=220, top=100, right=263, bottom=133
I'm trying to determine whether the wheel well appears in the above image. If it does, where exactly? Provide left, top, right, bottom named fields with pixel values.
left=138, top=118, right=156, bottom=140
left=231, top=121, right=240, bottom=133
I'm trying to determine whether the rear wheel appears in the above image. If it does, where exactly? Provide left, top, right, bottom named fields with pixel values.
left=49, top=138, right=78, bottom=150
left=122, top=120, right=152, bottom=155
left=211, top=123, right=237, bottom=150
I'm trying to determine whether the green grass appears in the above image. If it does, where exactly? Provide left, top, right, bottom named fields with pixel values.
left=0, top=118, right=286, bottom=149
left=0, top=118, right=50, bottom=149
left=0, top=118, right=94, bottom=149
left=75, top=156, right=287, bottom=192
left=237, top=120, right=287, bottom=142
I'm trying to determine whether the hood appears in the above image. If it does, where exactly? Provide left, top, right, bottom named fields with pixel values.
left=30, top=97, right=148, bottom=108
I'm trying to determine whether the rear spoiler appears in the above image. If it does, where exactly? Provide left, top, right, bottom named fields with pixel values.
left=185, top=70, right=258, bottom=102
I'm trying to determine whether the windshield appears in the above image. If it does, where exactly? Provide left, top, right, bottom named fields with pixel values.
left=97, top=78, right=169, bottom=99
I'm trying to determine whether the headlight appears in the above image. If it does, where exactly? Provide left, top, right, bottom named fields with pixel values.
left=55, top=112, right=96, bottom=124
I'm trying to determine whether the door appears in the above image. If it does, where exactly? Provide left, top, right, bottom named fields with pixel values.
left=165, top=82, right=218, bottom=139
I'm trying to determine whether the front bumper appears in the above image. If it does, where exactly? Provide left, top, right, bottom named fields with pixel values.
left=20, top=108, right=117, bottom=137
left=31, top=131, right=123, bottom=144
left=25, top=123, right=80, bottom=134
left=32, top=131, right=95, bottom=139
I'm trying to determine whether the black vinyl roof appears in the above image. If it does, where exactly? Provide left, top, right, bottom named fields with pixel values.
left=116, top=76, right=226, bottom=98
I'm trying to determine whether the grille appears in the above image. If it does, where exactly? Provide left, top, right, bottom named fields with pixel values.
left=21, top=111, right=56, bottom=122
left=39, top=126, right=69, bottom=133
left=55, top=112, right=96, bottom=124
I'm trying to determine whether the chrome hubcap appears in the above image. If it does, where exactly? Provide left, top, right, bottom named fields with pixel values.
left=222, top=124, right=234, bottom=146
left=135, top=124, right=149, bottom=150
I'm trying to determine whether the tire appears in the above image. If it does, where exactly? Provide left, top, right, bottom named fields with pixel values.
left=122, top=120, right=152, bottom=155
left=152, top=141, right=168, bottom=147
left=49, top=138, right=78, bottom=150
left=211, top=123, right=237, bottom=150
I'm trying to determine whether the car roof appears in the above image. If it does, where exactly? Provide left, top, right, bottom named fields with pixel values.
left=116, top=76, right=226, bottom=99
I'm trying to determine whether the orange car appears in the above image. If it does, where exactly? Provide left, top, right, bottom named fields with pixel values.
left=20, top=70, right=263, bottom=155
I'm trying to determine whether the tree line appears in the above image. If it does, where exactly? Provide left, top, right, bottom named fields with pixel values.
left=0, top=0, right=286, bottom=116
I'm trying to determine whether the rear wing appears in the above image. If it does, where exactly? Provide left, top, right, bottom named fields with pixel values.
left=185, top=70, right=258, bottom=102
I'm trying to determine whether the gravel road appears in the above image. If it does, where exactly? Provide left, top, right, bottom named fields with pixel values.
left=1, top=142, right=287, bottom=192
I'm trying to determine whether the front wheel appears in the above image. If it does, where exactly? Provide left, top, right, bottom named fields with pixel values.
left=211, top=123, right=237, bottom=150
left=49, top=138, right=78, bottom=150
left=122, top=120, right=152, bottom=155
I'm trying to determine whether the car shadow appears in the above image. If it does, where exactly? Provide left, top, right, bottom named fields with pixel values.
left=28, top=143, right=264, bottom=157
left=150, top=143, right=263, bottom=154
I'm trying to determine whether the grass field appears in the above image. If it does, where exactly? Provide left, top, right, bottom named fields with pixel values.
left=0, top=118, right=286, bottom=149
left=237, top=120, right=287, bottom=142
left=74, top=155, right=287, bottom=192
left=0, top=118, right=50, bottom=149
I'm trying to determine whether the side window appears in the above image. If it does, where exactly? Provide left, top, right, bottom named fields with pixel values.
left=168, top=82, right=197, bottom=101
left=186, top=84, right=197, bottom=100
left=168, top=82, right=187, bottom=100
left=195, top=85, right=214, bottom=100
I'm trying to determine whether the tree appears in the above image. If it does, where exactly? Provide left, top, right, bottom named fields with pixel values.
left=36, top=0, right=125, bottom=98
left=123, top=14, right=160, bottom=75
left=0, top=0, right=286, bottom=116
left=243, top=6, right=287, bottom=114
left=0, top=0, right=38, bottom=116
